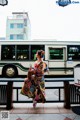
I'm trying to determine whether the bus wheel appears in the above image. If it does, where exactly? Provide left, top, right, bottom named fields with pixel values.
left=2, top=65, right=18, bottom=78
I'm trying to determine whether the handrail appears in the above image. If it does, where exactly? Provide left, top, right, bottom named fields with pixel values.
left=0, top=77, right=74, bottom=82
left=0, top=77, right=74, bottom=110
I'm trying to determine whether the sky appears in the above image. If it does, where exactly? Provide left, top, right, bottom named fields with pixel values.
left=0, top=0, right=80, bottom=41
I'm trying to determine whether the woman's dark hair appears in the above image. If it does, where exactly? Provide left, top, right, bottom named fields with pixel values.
left=37, top=50, right=45, bottom=58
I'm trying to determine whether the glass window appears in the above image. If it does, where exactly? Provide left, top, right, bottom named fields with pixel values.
left=17, top=23, right=23, bottom=28
left=16, top=15, right=23, bottom=18
left=10, top=23, right=14, bottom=28
left=17, top=34, right=23, bottom=40
left=10, top=34, right=14, bottom=40
left=67, top=45, right=80, bottom=60
left=16, top=45, right=29, bottom=60
left=49, top=48, right=63, bottom=60
left=1, top=45, right=15, bottom=60
left=31, top=45, right=45, bottom=60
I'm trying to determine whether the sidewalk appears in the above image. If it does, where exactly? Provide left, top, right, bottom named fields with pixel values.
left=0, top=103, right=80, bottom=120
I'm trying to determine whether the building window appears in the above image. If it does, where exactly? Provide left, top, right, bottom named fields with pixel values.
left=17, top=23, right=23, bottom=28
left=10, top=23, right=14, bottom=28
left=10, top=35, right=14, bottom=39
left=16, top=15, right=23, bottom=18
left=17, top=34, right=23, bottom=39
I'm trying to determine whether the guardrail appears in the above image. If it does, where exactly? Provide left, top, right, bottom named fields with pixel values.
left=0, top=78, right=79, bottom=109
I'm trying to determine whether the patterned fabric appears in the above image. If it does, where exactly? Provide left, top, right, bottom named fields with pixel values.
left=20, top=61, right=46, bottom=103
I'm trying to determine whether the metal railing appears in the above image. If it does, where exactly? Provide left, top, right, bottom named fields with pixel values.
left=13, top=86, right=64, bottom=103
left=0, top=85, right=7, bottom=105
left=70, top=84, right=80, bottom=104
left=0, top=77, right=80, bottom=109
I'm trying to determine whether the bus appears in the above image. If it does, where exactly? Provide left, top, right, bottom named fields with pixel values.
left=0, top=40, right=80, bottom=77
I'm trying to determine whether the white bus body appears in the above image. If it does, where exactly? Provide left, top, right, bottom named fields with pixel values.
left=0, top=40, right=80, bottom=77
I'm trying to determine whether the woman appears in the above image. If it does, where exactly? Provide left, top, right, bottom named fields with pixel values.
left=21, top=50, right=48, bottom=108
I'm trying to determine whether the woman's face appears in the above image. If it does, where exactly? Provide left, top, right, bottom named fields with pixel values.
left=36, top=52, right=40, bottom=58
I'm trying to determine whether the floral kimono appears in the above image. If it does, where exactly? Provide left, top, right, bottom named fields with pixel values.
left=21, top=61, right=46, bottom=103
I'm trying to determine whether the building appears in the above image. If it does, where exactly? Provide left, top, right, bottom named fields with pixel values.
left=0, top=37, right=5, bottom=40
left=6, top=12, right=31, bottom=40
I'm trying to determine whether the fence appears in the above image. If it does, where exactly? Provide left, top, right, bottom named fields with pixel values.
left=0, top=77, right=80, bottom=110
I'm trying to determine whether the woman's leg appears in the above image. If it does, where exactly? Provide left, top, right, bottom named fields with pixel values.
left=33, top=88, right=38, bottom=108
left=33, top=98, right=37, bottom=108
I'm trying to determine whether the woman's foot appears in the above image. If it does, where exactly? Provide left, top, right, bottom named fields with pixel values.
left=33, top=100, right=37, bottom=108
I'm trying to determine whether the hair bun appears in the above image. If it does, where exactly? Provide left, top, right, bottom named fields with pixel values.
left=41, top=50, right=45, bottom=58
left=37, top=50, right=45, bottom=58
left=42, top=50, right=45, bottom=55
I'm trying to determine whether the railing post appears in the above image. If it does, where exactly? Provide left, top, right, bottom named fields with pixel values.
left=64, top=81, right=70, bottom=109
left=6, top=81, right=13, bottom=110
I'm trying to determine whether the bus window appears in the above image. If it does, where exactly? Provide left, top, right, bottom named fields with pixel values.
left=1, top=45, right=15, bottom=60
left=31, top=45, right=45, bottom=60
left=16, top=45, right=29, bottom=60
left=49, top=48, right=63, bottom=60
left=67, top=45, right=80, bottom=60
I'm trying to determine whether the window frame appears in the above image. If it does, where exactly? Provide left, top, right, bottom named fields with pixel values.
left=67, top=45, right=80, bottom=61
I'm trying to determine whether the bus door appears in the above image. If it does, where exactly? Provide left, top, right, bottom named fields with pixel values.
left=48, top=46, right=67, bottom=75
